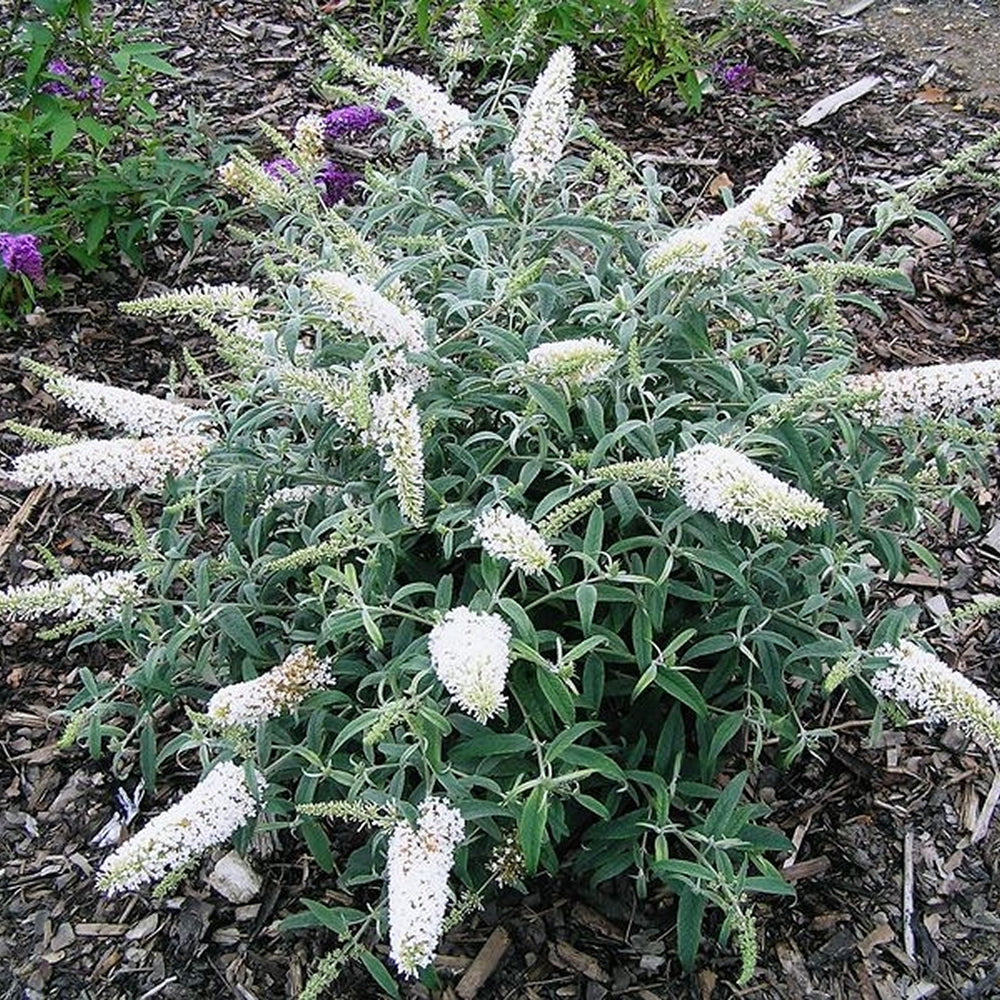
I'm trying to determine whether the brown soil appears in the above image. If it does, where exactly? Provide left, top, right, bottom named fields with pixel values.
left=860, top=0, right=1000, bottom=105
left=2, top=3, right=1000, bottom=1000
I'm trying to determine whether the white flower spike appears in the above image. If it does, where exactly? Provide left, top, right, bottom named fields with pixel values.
left=845, top=360, right=1000, bottom=425
left=207, top=648, right=336, bottom=727
left=473, top=507, right=554, bottom=575
left=511, top=46, right=576, bottom=183
left=674, top=443, right=827, bottom=534
left=9, top=435, right=211, bottom=492
left=387, top=798, right=464, bottom=976
left=428, top=607, right=512, bottom=722
left=96, top=761, right=264, bottom=894
left=0, top=570, right=140, bottom=626
left=872, top=640, right=1000, bottom=753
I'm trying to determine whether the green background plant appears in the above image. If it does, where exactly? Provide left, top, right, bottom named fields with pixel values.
left=0, top=0, right=233, bottom=308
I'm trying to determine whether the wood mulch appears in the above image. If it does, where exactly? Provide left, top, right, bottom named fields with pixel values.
left=2, top=2, right=999, bottom=998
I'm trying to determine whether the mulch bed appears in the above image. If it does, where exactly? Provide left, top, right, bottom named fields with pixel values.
left=2, top=2, right=1000, bottom=998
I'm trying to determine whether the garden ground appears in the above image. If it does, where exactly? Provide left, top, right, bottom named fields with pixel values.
left=2, top=1, right=1000, bottom=998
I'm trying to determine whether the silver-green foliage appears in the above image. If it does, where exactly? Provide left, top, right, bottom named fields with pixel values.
left=59, top=48, right=1000, bottom=991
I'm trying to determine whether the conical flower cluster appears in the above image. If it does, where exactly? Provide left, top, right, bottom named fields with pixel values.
left=309, top=270, right=426, bottom=354
left=511, top=46, right=576, bottom=183
left=207, top=648, right=335, bottom=727
left=292, top=113, right=327, bottom=170
left=364, top=384, right=425, bottom=524
left=522, top=337, right=616, bottom=388
left=844, top=360, right=1000, bottom=424
left=473, top=507, right=554, bottom=575
left=26, top=362, right=198, bottom=437
left=428, top=607, right=512, bottom=722
left=444, top=0, right=482, bottom=62
left=646, top=142, right=820, bottom=276
left=872, top=640, right=1000, bottom=753
left=387, top=798, right=464, bottom=976
left=0, top=570, right=140, bottom=627
left=324, top=37, right=474, bottom=155
left=96, top=761, right=265, bottom=894
left=379, top=66, right=475, bottom=154
left=219, top=152, right=290, bottom=207
left=9, top=435, right=210, bottom=492
left=674, top=443, right=827, bottom=534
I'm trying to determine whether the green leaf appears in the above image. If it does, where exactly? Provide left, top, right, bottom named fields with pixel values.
left=654, top=666, right=708, bottom=718
left=140, top=718, right=157, bottom=797
left=300, top=819, right=334, bottom=872
left=559, top=745, right=626, bottom=782
left=544, top=720, right=603, bottom=763
left=50, top=115, right=77, bottom=156
left=519, top=786, right=549, bottom=875
left=214, top=605, right=263, bottom=657
left=451, top=732, right=535, bottom=761
left=702, top=771, right=749, bottom=838
left=707, top=712, right=744, bottom=763
left=84, top=206, right=110, bottom=254
left=77, top=115, right=113, bottom=147
left=525, top=383, right=572, bottom=437
left=301, top=899, right=366, bottom=936
left=359, top=949, right=401, bottom=999
left=676, top=888, right=706, bottom=971
left=951, top=490, right=981, bottom=532
left=223, top=475, right=248, bottom=548
left=536, top=666, right=575, bottom=725
left=679, top=547, right=746, bottom=587
left=583, top=507, right=604, bottom=559
left=130, top=51, right=181, bottom=76
left=576, top=583, right=597, bottom=634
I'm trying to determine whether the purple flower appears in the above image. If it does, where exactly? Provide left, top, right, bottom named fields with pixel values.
left=717, top=61, right=755, bottom=92
left=0, top=233, right=45, bottom=285
left=323, top=105, right=385, bottom=141
left=40, top=80, right=74, bottom=97
left=48, top=58, right=74, bottom=77
left=315, top=161, right=360, bottom=206
left=262, top=157, right=299, bottom=180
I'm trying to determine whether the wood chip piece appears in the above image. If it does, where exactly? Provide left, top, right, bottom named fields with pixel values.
left=570, top=902, right=624, bottom=941
left=858, top=919, right=896, bottom=957
left=75, top=923, right=128, bottom=937
left=797, top=75, right=882, bottom=126
left=548, top=941, right=610, bottom=984
left=970, top=769, right=1000, bottom=846
left=456, top=926, right=511, bottom=999
left=839, top=0, right=879, bottom=15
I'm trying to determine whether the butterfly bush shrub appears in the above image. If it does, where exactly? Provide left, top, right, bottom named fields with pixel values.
left=10, top=33, right=1000, bottom=995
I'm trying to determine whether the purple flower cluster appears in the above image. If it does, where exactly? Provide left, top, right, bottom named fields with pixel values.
left=717, top=61, right=755, bottom=93
left=315, top=161, right=361, bottom=206
left=323, top=105, right=384, bottom=141
left=39, top=59, right=104, bottom=102
left=0, top=233, right=45, bottom=285
left=262, top=157, right=299, bottom=180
